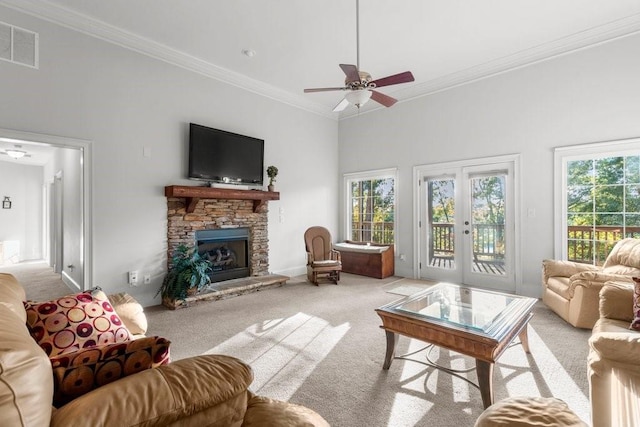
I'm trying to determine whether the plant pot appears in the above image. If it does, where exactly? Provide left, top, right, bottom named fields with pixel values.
left=268, top=184, right=274, bottom=192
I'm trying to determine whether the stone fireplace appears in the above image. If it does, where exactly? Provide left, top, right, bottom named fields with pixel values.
left=166, top=196, right=269, bottom=278
left=164, top=186, right=287, bottom=309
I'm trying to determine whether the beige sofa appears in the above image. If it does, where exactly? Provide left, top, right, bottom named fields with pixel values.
left=0, top=273, right=329, bottom=427
left=542, top=238, right=640, bottom=329
left=588, top=281, right=640, bottom=427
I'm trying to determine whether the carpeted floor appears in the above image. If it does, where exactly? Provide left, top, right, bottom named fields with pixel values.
left=144, top=274, right=592, bottom=427
left=9, top=264, right=592, bottom=426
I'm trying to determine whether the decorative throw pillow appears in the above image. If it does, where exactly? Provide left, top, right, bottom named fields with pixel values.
left=631, top=278, right=640, bottom=331
left=24, top=291, right=132, bottom=357
left=50, top=336, right=171, bottom=406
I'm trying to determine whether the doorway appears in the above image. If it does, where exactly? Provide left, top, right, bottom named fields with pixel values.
left=0, top=128, right=92, bottom=291
left=414, top=155, right=520, bottom=293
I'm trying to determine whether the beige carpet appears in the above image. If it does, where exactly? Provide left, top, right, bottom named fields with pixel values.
left=7, top=267, right=591, bottom=426
left=143, top=274, right=592, bottom=427
left=0, top=261, right=71, bottom=301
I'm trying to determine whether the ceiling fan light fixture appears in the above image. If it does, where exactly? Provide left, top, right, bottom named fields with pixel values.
left=345, top=89, right=372, bottom=108
left=6, top=149, right=26, bottom=159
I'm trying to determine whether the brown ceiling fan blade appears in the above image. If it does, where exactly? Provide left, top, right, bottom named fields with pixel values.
left=304, top=87, right=346, bottom=93
left=339, top=64, right=361, bottom=84
left=332, top=98, right=350, bottom=112
left=371, top=71, right=415, bottom=88
left=370, top=90, right=397, bottom=107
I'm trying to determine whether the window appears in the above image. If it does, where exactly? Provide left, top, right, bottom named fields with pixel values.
left=344, top=168, right=397, bottom=245
left=555, top=138, right=640, bottom=265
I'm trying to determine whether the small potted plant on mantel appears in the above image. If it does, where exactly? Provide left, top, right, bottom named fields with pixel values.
left=157, top=244, right=212, bottom=309
left=267, top=165, right=278, bottom=192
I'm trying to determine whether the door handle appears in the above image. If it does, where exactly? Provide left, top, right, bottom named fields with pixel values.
left=464, top=230, right=470, bottom=234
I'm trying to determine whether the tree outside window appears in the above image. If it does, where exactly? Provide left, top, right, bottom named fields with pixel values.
left=565, top=153, right=640, bottom=265
left=346, top=170, right=396, bottom=245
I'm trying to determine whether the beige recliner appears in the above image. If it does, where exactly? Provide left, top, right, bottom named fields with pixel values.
left=542, top=238, right=640, bottom=329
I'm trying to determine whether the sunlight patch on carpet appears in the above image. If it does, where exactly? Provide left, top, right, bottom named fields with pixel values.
left=384, top=279, right=436, bottom=297
left=204, top=312, right=349, bottom=401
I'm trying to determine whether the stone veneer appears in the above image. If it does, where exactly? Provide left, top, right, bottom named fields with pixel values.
left=167, top=197, right=269, bottom=276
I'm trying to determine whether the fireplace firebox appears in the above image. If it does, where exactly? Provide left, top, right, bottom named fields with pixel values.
left=195, top=228, right=250, bottom=283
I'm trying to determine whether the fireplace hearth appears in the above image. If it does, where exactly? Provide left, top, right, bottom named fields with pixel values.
left=196, top=228, right=249, bottom=283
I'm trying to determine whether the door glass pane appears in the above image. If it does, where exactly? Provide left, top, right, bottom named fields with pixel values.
left=470, top=175, right=506, bottom=275
left=427, top=178, right=455, bottom=269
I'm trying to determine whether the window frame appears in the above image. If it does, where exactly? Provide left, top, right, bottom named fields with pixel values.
left=343, top=168, right=398, bottom=247
left=553, top=137, right=640, bottom=260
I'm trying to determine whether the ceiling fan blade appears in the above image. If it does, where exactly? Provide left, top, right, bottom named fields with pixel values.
left=304, top=87, right=346, bottom=93
left=370, top=90, right=397, bottom=108
left=339, top=64, right=361, bottom=84
left=332, top=98, right=350, bottom=112
left=371, top=71, right=415, bottom=88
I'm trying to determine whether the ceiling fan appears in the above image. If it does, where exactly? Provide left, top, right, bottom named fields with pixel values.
left=304, top=0, right=415, bottom=112
left=0, top=144, right=32, bottom=159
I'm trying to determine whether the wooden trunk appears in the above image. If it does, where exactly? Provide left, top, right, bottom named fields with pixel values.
left=336, top=242, right=395, bottom=279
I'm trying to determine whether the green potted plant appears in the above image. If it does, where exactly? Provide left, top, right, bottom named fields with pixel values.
left=157, top=244, right=212, bottom=304
left=266, top=165, right=278, bottom=192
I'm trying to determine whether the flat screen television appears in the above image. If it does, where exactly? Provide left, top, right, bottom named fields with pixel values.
left=188, top=123, right=264, bottom=187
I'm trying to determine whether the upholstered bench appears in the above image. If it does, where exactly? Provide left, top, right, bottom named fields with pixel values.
left=474, top=397, right=587, bottom=427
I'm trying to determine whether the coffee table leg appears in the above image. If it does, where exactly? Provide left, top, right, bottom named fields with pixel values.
left=383, top=331, right=397, bottom=370
left=519, top=325, right=530, bottom=354
left=476, top=360, right=494, bottom=409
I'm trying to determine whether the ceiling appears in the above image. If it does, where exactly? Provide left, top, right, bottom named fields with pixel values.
left=0, top=138, right=55, bottom=166
left=3, top=0, right=640, bottom=119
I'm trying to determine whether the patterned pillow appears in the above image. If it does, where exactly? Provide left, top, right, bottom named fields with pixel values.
left=50, top=336, right=171, bottom=406
left=631, top=278, right=640, bottom=331
left=24, top=291, right=132, bottom=357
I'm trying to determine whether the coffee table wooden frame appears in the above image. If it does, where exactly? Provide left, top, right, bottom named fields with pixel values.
left=375, top=284, right=536, bottom=409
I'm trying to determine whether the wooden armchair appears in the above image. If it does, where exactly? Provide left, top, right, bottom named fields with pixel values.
left=304, top=226, right=341, bottom=285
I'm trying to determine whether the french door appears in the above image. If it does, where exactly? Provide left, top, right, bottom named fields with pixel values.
left=415, top=157, right=518, bottom=293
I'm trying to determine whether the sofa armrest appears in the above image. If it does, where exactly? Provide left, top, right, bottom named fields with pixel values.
left=599, top=281, right=635, bottom=322
left=568, top=272, right=634, bottom=297
left=51, top=354, right=253, bottom=427
left=542, top=259, right=598, bottom=282
left=330, top=249, right=341, bottom=262
left=589, top=332, right=640, bottom=372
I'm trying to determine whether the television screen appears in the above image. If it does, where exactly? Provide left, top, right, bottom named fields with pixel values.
left=188, top=123, right=264, bottom=187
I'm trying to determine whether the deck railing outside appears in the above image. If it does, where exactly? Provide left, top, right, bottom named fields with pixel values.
left=431, top=223, right=640, bottom=265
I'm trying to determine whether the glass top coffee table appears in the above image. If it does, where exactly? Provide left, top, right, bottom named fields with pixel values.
left=375, top=283, right=537, bottom=409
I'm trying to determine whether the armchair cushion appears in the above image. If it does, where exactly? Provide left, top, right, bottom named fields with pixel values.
left=599, top=281, right=634, bottom=322
left=51, top=336, right=171, bottom=406
left=24, top=291, right=132, bottom=357
left=107, top=292, right=147, bottom=336
left=589, top=331, right=640, bottom=369
left=50, top=354, right=253, bottom=427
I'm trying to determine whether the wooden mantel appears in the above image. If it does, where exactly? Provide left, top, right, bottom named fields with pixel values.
left=165, top=185, right=280, bottom=213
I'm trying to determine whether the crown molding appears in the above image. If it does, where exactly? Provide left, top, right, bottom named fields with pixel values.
left=3, top=0, right=640, bottom=122
left=0, top=0, right=337, bottom=120
left=341, top=13, right=640, bottom=120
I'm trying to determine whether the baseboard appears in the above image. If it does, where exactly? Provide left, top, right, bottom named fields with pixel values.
left=61, top=270, right=81, bottom=293
left=274, top=266, right=306, bottom=278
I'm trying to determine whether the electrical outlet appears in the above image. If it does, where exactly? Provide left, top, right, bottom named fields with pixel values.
left=129, top=271, right=138, bottom=285
left=144, top=274, right=151, bottom=284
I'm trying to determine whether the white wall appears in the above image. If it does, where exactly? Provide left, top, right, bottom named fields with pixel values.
left=339, top=33, right=640, bottom=297
left=0, top=161, right=43, bottom=262
left=0, top=6, right=338, bottom=306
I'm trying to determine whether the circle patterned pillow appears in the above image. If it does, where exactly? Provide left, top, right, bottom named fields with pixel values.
left=24, top=291, right=132, bottom=357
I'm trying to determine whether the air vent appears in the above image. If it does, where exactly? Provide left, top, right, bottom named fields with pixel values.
left=0, top=21, right=38, bottom=68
